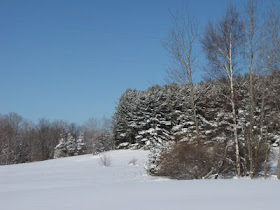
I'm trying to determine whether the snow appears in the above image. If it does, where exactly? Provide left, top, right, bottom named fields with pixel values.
left=120, top=133, right=126, bottom=137
left=171, top=124, right=183, bottom=131
left=0, top=150, right=280, bottom=210
left=161, top=121, right=172, bottom=126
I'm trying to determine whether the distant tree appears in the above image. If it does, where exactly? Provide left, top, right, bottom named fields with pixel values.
left=30, top=119, right=64, bottom=161
left=0, top=113, right=25, bottom=164
left=66, top=132, right=76, bottom=156
left=54, top=133, right=68, bottom=158
left=54, top=131, right=86, bottom=158
left=92, top=130, right=111, bottom=154
left=83, top=117, right=113, bottom=154
left=83, top=117, right=100, bottom=153
left=76, top=133, right=86, bottom=155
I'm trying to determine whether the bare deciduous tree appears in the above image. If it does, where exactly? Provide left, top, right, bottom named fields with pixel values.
left=245, top=0, right=257, bottom=178
left=83, top=117, right=112, bottom=154
left=201, top=5, right=245, bottom=177
left=165, top=7, right=201, bottom=144
left=244, top=0, right=264, bottom=178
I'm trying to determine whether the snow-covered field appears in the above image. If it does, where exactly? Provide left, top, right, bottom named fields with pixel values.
left=0, top=150, right=279, bottom=210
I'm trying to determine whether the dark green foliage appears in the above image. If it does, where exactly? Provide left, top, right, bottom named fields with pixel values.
left=113, top=73, right=280, bottom=177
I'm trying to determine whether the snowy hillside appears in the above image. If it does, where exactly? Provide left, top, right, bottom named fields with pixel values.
left=0, top=150, right=279, bottom=210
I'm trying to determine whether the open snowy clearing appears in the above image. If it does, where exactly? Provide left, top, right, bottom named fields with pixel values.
left=0, top=150, right=279, bottom=210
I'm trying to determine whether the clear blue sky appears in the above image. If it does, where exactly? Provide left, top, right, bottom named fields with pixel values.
left=0, top=0, right=272, bottom=124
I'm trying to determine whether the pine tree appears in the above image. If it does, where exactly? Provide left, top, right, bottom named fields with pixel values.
left=54, top=133, right=67, bottom=158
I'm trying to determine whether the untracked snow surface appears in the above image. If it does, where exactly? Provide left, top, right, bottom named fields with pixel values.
left=0, top=150, right=279, bottom=210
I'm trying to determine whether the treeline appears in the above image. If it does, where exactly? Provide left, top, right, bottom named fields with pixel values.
left=113, top=0, right=280, bottom=179
left=0, top=113, right=112, bottom=165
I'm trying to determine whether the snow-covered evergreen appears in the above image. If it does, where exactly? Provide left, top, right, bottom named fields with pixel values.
left=113, top=72, right=280, bottom=176
left=54, top=132, right=86, bottom=158
left=54, top=133, right=67, bottom=159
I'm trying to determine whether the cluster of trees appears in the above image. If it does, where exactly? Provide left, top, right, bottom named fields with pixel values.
left=113, top=0, right=280, bottom=179
left=0, top=113, right=112, bottom=165
left=113, top=73, right=280, bottom=178
left=54, top=132, right=86, bottom=158
left=83, top=117, right=113, bottom=154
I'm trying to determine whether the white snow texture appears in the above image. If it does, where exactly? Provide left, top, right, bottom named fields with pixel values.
left=0, top=150, right=279, bottom=210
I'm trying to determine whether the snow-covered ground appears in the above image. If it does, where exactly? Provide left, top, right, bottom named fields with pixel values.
left=0, top=150, right=279, bottom=210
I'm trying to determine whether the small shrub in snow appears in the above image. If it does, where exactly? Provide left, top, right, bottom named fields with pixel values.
left=99, top=154, right=112, bottom=167
left=128, top=158, right=137, bottom=166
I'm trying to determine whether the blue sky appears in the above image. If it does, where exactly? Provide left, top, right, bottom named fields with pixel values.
left=0, top=0, right=271, bottom=124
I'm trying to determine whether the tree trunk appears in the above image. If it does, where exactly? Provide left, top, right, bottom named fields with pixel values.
left=229, top=30, right=241, bottom=178
left=264, top=147, right=269, bottom=179
left=231, top=79, right=241, bottom=178
left=248, top=35, right=255, bottom=179
left=189, top=78, right=200, bottom=145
